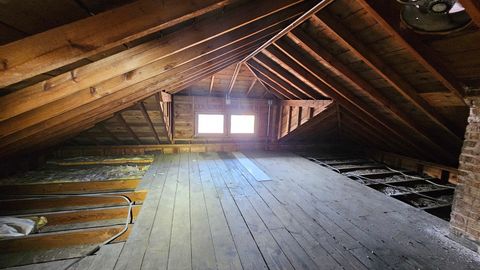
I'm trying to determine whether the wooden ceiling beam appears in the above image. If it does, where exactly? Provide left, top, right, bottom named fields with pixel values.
left=0, top=0, right=308, bottom=122
left=139, top=102, right=161, bottom=144
left=278, top=32, right=461, bottom=153
left=246, top=78, right=258, bottom=97
left=0, top=44, right=254, bottom=155
left=254, top=53, right=327, bottom=99
left=227, top=62, right=242, bottom=95
left=244, top=63, right=282, bottom=99
left=309, top=14, right=463, bottom=140
left=209, top=75, right=215, bottom=95
left=353, top=1, right=466, bottom=99
left=460, top=0, right=480, bottom=27
left=248, top=59, right=306, bottom=99
left=97, top=123, right=122, bottom=145
left=0, top=0, right=233, bottom=87
left=0, top=19, right=282, bottom=139
left=271, top=35, right=452, bottom=163
left=115, top=113, right=141, bottom=145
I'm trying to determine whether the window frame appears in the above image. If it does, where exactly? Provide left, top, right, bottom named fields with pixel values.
left=229, top=113, right=257, bottom=136
left=195, top=112, right=226, bottom=136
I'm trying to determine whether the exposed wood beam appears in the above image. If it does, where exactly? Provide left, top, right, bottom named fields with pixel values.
left=97, top=122, right=122, bottom=145
left=272, top=35, right=452, bottom=163
left=139, top=102, right=161, bottom=144
left=155, top=93, right=172, bottom=143
left=209, top=75, right=215, bottom=95
left=254, top=53, right=327, bottom=99
left=0, top=0, right=233, bottom=87
left=280, top=100, right=332, bottom=107
left=227, top=62, right=242, bottom=95
left=248, top=59, right=306, bottom=99
left=276, top=33, right=461, bottom=153
left=308, top=14, right=463, bottom=140
left=0, top=17, right=284, bottom=140
left=0, top=0, right=307, bottom=122
left=248, top=63, right=299, bottom=99
left=0, top=225, right=131, bottom=253
left=244, top=63, right=283, bottom=99
left=280, top=103, right=335, bottom=141
left=241, top=0, right=335, bottom=62
left=0, top=39, right=263, bottom=156
left=460, top=0, right=480, bottom=27
left=246, top=78, right=257, bottom=97
left=115, top=113, right=141, bottom=145
left=352, top=1, right=466, bottom=99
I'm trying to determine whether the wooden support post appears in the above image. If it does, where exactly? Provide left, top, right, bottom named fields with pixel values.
left=115, top=113, right=141, bottom=145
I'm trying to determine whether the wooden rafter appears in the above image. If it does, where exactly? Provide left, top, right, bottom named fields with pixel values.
left=227, top=62, right=242, bottom=95
left=278, top=32, right=461, bottom=153
left=97, top=122, right=122, bottom=145
left=246, top=78, right=257, bottom=97
left=265, top=35, right=452, bottom=163
left=115, top=113, right=141, bottom=145
left=353, top=1, right=465, bottom=99
left=139, top=102, right=161, bottom=144
left=244, top=63, right=281, bottom=98
left=0, top=11, right=292, bottom=142
left=0, top=0, right=307, bottom=123
left=460, top=0, right=480, bottom=27
left=209, top=75, right=215, bottom=95
left=0, top=0, right=233, bottom=87
left=248, top=59, right=305, bottom=99
left=254, top=53, right=326, bottom=99
left=309, top=14, right=463, bottom=141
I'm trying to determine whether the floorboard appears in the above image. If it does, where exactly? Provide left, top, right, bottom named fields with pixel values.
left=12, top=151, right=480, bottom=270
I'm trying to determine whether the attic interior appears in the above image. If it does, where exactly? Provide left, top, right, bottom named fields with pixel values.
left=1, top=0, right=480, bottom=269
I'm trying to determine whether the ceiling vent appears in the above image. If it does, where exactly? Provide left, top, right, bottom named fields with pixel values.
left=398, top=0, right=472, bottom=34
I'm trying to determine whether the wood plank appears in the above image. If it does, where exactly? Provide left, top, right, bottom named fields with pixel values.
left=0, top=0, right=232, bottom=87
left=0, top=224, right=132, bottom=253
left=0, top=0, right=306, bottom=123
left=0, top=179, right=141, bottom=195
left=460, top=0, right=480, bottom=27
left=232, top=152, right=271, bottom=181
left=138, top=102, right=161, bottom=144
left=115, top=113, right=141, bottom=145
left=0, top=190, right=147, bottom=215
left=197, top=153, right=243, bottom=270
left=311, top=14, right=464, bottom=141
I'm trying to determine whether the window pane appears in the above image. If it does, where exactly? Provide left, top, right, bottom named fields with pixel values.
left=231, top=115, right=255, bottom=134
left=198, top=114, right=224, bottom=134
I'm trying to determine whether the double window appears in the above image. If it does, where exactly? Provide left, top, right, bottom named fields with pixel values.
left=197, top=113, right=255, bottom=135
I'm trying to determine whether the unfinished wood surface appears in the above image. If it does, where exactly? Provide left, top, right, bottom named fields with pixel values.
left=32, top=151, right=476, bottom=270
left=232, top=152, right=271, bottom=181
left=0, top=179, right=141, bottom=195
left=0, top=0, right=232, bottom=87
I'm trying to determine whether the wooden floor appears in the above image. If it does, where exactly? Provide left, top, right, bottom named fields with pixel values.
left=9, top=151, right=480, bottom=270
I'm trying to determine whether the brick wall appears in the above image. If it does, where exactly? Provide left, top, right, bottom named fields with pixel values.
left=450, top=96, right=480, bottom=253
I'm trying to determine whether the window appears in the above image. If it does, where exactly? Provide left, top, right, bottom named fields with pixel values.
left=197, top=114, right=224, bottom=134
left=231, top=114, right=255, bottom=134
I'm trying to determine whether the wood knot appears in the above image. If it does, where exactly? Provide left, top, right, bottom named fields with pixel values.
left=124, top=70, right=136, bottom=80
left=67, top=39, right=97, bottom=52
left=0, top=59, right=7, bottom=71
left=90, top=87, right=96, bottom=95
left=43, top=81, right=52, bottom=91
left=70, top=70, right=78, bottom=83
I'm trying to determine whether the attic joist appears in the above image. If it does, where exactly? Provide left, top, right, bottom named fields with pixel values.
left=154, top=92, right=172, bottom=143
left=0, top=5, right=297, bottom=140
left=0, top=38, right=258, bottom=157
left=246, top=65, right=294, bottom=99
left=309, top=14, right=464, bottom=142
left=282, top=30, right=461, bottom=154
left=262, top=35, right=452, bottom=162
left=248, top=60, right=305, bottom=99
left=460, top=0, right=480, bottom=27
left=0, top=0, right=234, bottom=87
left=254, top=53, right=327, bottom=99
left=1, top=53, right=253, bottom=158
left=280, top=103, right=335, bottom=141
left=0, top=0, right=309, bottom=123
